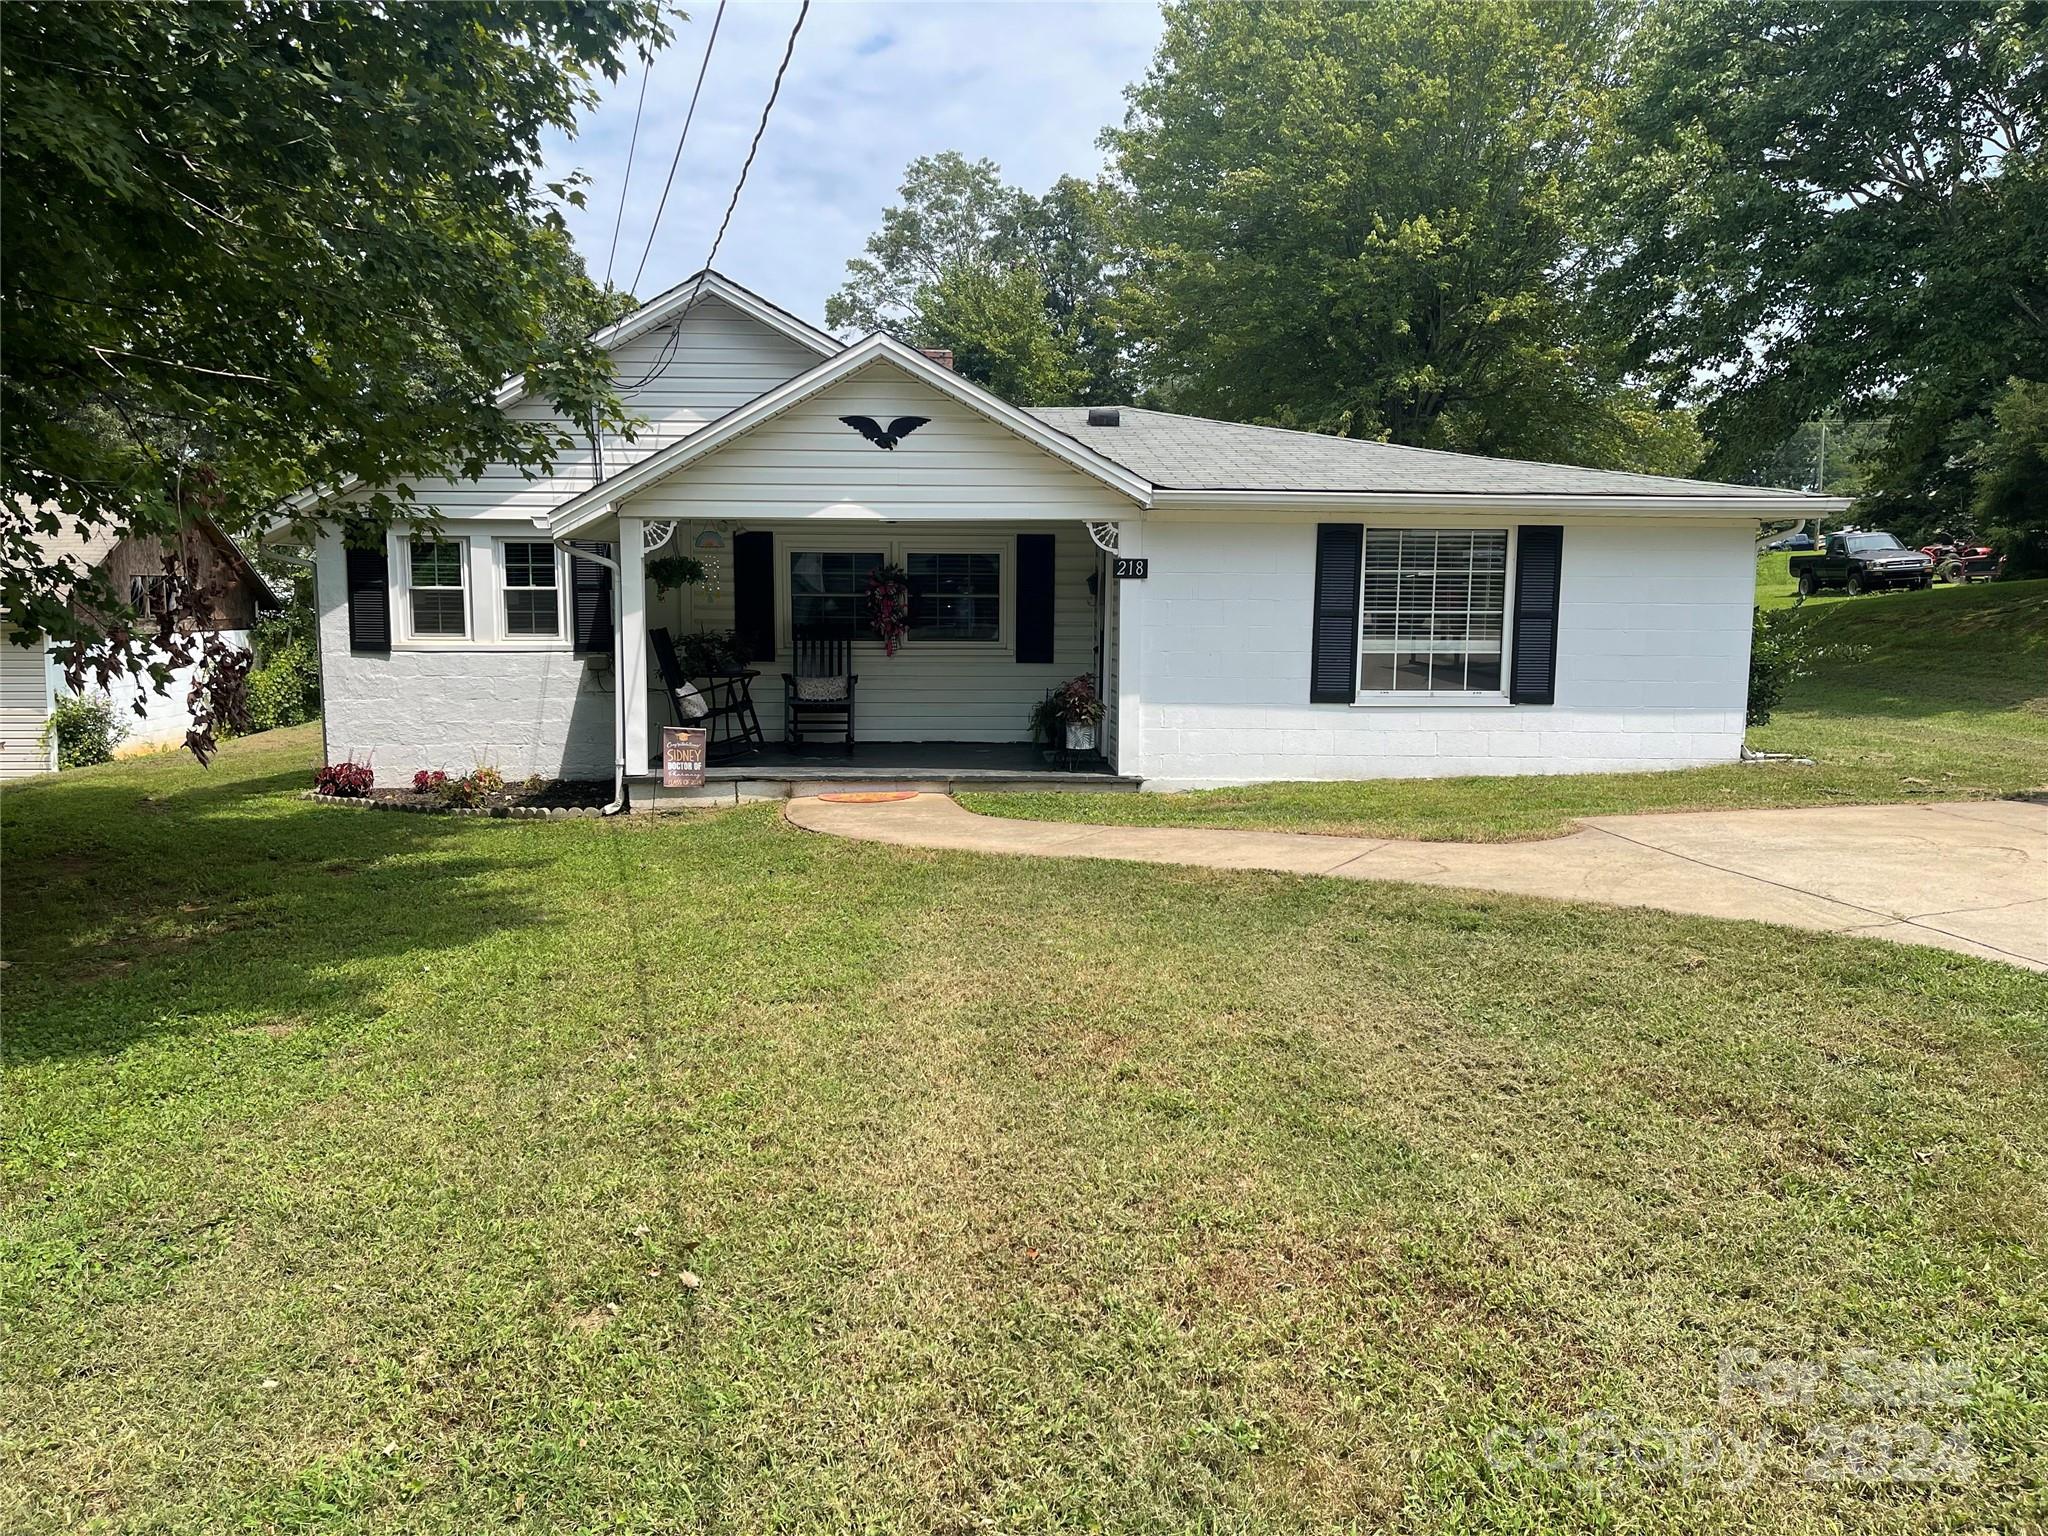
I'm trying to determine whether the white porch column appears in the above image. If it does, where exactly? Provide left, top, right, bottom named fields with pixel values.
left=618, top=517, right=649, bottom=777
left=1113, top=521, right=1145, bottom=779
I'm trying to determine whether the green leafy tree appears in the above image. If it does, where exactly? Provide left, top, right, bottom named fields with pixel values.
left=1595, top=0, right=2047, bottom=522
left=1973, top=379, right=2048, bottom=577
left=1104, top=0, right=1696, bottom=471
left=910, top=267, right=1088, bottom=406
left=1735, top=415, right=1888, bottom=498
left=826, top=153, right=1129, bottom=405
left=2, top=0, right=667, bottom=755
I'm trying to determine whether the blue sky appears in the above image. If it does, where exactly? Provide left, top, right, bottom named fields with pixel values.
left=539, top=1, right=1165, bottom=329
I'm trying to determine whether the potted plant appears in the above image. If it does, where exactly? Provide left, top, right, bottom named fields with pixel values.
left=1038, top=675, right=1105, bottom=755
left=675, top=628, right=746, bottom=677
left=646, top=554, right=707, bottom=596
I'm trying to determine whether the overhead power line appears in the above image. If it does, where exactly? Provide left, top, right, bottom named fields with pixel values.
left=627, top=0, right=729, bottom=297
left=693, top=0, right=809, bottom=284
left=601, top=54, right=653, bottom=289
left=613, top=0, right=811, bottom=398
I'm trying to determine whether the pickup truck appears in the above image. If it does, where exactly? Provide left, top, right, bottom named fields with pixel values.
left=1790, top=532, right=1935, bottom=596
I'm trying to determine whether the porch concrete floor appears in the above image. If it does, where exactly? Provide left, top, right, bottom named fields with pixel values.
left=654, top=739, right=1129, bottom=784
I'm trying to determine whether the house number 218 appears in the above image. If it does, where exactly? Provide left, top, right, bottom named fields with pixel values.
left=1114, top=557, right=1150, bottom=580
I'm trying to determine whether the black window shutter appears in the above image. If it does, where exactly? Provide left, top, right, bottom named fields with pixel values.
left=1510, top=525, right=1564, bottom=705
left=1309, top=523, right=1363, bottom=702
left=569, top=541, right=614, bottom=655
left=344, top=542, right=390, bottom=654
left=1015, top=533, right=1056, bottom=664
left=733, top=530, right=775, bottom=662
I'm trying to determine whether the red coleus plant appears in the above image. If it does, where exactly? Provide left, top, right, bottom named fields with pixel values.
left=315, top=760, right=374, bottom=798
left=864, top=563, right=911, bottom=656
left=413, top=769, right=449, bottom=793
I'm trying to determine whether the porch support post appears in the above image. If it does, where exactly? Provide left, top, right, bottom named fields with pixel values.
left=618, top=517, right=649, bottom=778
left=1113, top=521, right=1144, bottom=778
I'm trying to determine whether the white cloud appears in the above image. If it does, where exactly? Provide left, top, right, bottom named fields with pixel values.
left=541, top=1, right=1163, bottom=326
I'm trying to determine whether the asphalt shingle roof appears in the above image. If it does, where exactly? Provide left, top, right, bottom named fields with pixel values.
left=1025, top=406, right=1815, bottom=499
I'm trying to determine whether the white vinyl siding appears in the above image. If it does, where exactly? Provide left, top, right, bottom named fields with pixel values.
left=0, top=638, right=55, bottom=779
left=625, top=360, right=1137, bottom=525
left=335, top=296, right=824, bottom=523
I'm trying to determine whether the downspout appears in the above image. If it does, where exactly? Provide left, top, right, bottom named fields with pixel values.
left=563, top=537, right=629, bottom=816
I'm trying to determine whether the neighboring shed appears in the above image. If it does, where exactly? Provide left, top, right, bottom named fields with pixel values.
left=3, top=514, right=280, bottom=775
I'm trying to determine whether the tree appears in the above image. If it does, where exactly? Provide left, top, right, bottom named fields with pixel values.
left=1595, top=0, right=2047, bottom=523
left=2, top=0, right=667, bottom=755
left=1973, top=379, right=2048, bottom=577
left=910, top=267, right=1088, bottom=406
left=1736, top=414, right=1888, bottom=497
left=1103, top=0, right=1697, bottom=471
left=825, top=153, right=1130, bottom=405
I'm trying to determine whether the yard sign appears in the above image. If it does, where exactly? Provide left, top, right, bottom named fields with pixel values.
left=662, top=727, right=708, bottom=788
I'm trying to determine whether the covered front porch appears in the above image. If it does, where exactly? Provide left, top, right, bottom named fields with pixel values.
left=579, top=510, right=1145, bottom=800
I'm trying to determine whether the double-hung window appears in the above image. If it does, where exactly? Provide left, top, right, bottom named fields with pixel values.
left=501, top=540, right=561, bottom=638
left=1358, top=529, right=1508, bottom=695
left=409, top=538, right=468, bottom=639
left=907, top=551, right=1000, bottom=641
left=789, top=551, right=883, bottom=637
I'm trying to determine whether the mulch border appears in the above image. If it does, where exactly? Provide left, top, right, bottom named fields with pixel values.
left=300, top=791, right=608, bottom=820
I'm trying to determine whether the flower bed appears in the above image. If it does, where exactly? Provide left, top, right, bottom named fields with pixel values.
left=304, top=778, right=614, bottom=818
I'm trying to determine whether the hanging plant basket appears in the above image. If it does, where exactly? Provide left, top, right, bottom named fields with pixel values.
left=865, top=562, right=911, bottom=655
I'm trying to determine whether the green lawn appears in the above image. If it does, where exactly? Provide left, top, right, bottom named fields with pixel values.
left=963, top=579, right=2048, bottom=842
left=3, top=727, right=2045, bottom=1532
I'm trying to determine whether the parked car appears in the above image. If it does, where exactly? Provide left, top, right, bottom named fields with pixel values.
left=1789, top=531, right=1935, bottom=596
left=1764, top=530, right=1816, bottom=552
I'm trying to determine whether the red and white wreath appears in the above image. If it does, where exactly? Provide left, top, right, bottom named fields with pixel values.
left=865, top=563, right=911, bottom=656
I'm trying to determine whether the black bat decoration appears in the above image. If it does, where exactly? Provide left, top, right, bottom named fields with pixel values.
left=839, top=414, right=930, bottom=450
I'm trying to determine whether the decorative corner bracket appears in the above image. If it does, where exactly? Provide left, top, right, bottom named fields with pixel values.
left=642, top=520, right=678, bottom=555
left=1084, top=521, right=1121, bottom=554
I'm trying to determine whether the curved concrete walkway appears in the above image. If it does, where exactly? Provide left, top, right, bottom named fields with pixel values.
left=785, top=793, right=2048, bottom=970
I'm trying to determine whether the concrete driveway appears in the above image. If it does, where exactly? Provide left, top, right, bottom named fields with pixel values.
left=784, top=794, right=2048, bottom=970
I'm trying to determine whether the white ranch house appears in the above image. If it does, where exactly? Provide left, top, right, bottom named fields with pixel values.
left=301, top=271, right=1843, bottom=802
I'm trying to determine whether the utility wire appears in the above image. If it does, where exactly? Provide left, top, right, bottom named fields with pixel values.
left=612, top=0, right=810, bottom=398
left=601, top=53, right=653, bottom=289
left=627, top=0, right=728, bottom=297
left=695, top=0, right=808, bottom=283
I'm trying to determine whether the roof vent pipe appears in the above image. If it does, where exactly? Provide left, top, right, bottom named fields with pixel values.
left=1087, top=407, right=1121, bottom=427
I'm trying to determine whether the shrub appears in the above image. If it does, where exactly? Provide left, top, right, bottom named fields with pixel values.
left=435, top=766, right=503, bottom=808
left=520, top=772, right=548, bottom=794
left=441, top=777, right=485, bottom=808
left=43, top=691, right=128, bottom=769
left=675, top=629, right=746, bottom=677
left=315, top=759, right=374, bottom=797
left=244, top=635, right=320, bottom=734
left=413, top=769, right=449, bottom=793
left=1747, top=606, right=1856, bottom=727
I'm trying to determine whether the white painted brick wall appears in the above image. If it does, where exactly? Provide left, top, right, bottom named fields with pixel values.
left=1131, top=515, right=1755, bottom=789
left=315, top=537, right=614, bottom=784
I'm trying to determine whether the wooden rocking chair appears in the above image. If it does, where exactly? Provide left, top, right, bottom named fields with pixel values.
left=783, top=631, right=857, bottom=752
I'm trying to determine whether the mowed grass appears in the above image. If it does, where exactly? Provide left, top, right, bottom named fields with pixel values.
left=963, top=578, right=2048, bottom=842
left=3, top=727, right=2045, bottom=1533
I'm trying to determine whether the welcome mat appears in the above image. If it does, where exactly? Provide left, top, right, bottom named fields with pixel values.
left=815, top=791, right=920, bottom=803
